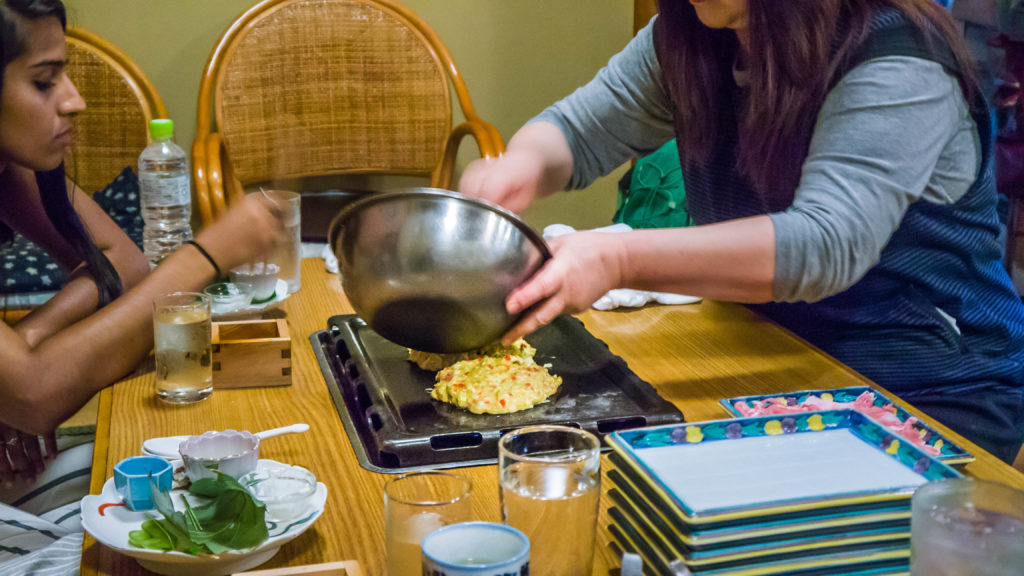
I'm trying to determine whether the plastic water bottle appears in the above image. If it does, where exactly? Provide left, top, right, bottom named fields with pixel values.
left=139, top=118, right=192, bottom=267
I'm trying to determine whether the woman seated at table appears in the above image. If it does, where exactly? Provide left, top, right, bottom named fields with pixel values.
left=460, top=0, right=1024, bottom=468
left=0, top=0, right=283, bottom=571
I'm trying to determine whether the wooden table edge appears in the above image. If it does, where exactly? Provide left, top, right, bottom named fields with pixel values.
left=80, top=385, right=113, bottom=576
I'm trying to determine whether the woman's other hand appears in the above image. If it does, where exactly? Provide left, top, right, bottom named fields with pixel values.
left=0, top=424, right=55, bottom=486
left=501, top=230, right=626, bottom=343
left=459, top=150, right=546, bottom=213
left=459, top=121, right=574, bottom=213
left=194, top=193, right=286, bottom=273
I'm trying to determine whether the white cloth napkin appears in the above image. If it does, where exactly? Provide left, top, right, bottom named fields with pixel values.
left=322, top=243, right=339, bottom=274
left=542, top=223, right=702, bottom=310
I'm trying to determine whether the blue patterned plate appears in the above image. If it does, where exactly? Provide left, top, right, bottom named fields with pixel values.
left=606, top=409, right=961, bottom=525
left=719, top=387, right=973, bottom=465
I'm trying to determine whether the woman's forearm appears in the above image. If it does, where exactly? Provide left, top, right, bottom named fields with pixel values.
left=14, top=240, right=149, bottom=349
left=0, top=195, right=281, bottom=434
left=15, top=275, right=100, bottom=348
left=618, top=215, right=776, bottom=303
left=1, top=244, right=215, bottom=433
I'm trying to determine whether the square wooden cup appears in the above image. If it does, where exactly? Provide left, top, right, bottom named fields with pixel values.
left=212, top=318, right=291, bottom=388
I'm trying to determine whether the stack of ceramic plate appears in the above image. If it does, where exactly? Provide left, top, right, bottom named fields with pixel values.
left=604, top=409, right=961, bottom=575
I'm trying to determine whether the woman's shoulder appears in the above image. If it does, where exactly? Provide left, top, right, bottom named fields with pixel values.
left=831, top=56, right=966, bottom=120
left=851, top=7, right=958, bottom=73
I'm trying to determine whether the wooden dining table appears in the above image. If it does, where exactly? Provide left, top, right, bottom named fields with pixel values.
left=80, top=258, right=1024, bottom=575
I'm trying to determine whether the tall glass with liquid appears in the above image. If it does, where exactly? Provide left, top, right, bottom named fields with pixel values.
left=384, top=471, right=472, bottom=576
left=153, top=292, right=212, bottom=404
left=499, top=425, right=601, bottom=576
left=263, top=189, right=301, bottom=294
left=911, top=477, right=1024, bottom=575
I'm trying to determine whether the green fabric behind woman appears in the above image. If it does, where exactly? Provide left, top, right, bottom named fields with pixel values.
left=614, top=139, right=691, bottom=229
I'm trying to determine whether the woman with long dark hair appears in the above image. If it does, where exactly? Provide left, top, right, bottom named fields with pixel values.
left=461, top=0, right=1024, bottom=468
left=0, top=2, right=282, bottom=569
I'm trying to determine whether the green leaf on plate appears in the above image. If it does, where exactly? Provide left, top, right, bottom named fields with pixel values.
left=129, top=471, right=269, bottom=555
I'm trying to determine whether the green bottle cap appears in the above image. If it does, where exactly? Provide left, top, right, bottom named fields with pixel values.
left=149, top=119, right=174, bottom=140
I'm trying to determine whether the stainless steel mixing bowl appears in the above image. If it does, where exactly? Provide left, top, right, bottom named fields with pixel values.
left=327, top=188, right=551, bottom=353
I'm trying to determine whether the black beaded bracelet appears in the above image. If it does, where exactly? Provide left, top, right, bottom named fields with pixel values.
left=184, top=240, right=222, bottom=279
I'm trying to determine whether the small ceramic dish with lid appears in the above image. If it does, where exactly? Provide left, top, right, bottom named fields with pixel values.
left=178, top=430, right=259, bottom=481
left=239, top=465, right=318, bottom=522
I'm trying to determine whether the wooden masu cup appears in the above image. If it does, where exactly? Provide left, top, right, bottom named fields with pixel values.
left=212, top=318, right=291, bottom=388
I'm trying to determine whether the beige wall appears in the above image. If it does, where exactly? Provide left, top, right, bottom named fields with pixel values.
left=62, top=0, right=633, bottom=231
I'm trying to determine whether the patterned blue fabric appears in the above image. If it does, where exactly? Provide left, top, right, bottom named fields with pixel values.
left=0, top=167, right=142, bottom=294
left=91, top=166, right=143, bottom=250
left=0, top=243, right=64, bottom=294
left=658, top=14, right=1024, bottom=462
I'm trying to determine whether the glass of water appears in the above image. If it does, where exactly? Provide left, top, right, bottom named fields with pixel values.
left=153, top=292, right=212, bottom=404
left=911, top=477, right=1024, bottom=576
left=384, top=471, right=472, bottom=576
left=499, top=425, right=601, bottom=576
left=260, top=189, right=301, bottom=294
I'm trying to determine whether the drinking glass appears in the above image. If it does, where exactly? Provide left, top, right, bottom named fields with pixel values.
left=911, top=477, right=1024, bottom=575
left=499, top=425, right=601, bottom=576
left=262, top=189, right=301, bottom=294
left=384, top=471, right=472, bottom=576
left=153, top=292, right=212, bottom=404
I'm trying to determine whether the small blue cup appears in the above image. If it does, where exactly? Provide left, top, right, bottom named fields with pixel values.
left=422, top=521, right=530, bottom=576
left=113, top=456, right=173, bottom=511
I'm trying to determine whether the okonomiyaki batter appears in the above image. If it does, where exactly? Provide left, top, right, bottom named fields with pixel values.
left=408, top=339, right=533, bottom=371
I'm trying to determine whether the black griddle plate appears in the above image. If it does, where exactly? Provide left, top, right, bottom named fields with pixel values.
left=312, top=314, right=684, bottom=473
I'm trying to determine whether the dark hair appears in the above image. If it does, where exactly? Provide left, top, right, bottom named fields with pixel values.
left=0, top=0, right=122, bottom=306
left=657, top=0, right=979, bottom=201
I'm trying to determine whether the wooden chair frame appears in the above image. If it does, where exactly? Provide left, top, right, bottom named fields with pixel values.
left=193, top=0, right=504, bottom=226
left=64, top=26, right=168, bottom=195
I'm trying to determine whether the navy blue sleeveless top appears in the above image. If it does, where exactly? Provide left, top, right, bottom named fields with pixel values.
left=654, top=12, right=1024, bottom=461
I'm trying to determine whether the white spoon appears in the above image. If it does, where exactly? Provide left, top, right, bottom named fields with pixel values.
left=141, top=423, right=310, bottom=459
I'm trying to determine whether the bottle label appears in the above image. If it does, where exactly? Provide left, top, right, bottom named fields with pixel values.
left=140, top=173, right=189, bottom=207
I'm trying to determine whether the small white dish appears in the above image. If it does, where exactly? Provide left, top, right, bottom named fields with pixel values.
left=81, top=459, right=327, bottom=576
left=203, top=282, right=255, bottom=316
left=211, top=279, right=289, bottom=321
left=179, top=430, right=259, bottom=481
left=239, top=465, right=317, bottom=523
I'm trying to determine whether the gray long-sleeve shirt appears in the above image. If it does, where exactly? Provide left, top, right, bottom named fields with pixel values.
left=534, top=18, right=980, bottom=303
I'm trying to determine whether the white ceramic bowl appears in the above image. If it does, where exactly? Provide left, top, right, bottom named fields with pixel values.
left=179, top=430, right=259, bottom=481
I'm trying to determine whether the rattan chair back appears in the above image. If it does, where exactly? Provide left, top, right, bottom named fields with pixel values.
left=194, top=0, right=502, bottom=225
left=64, top=27, right=167, bottom=195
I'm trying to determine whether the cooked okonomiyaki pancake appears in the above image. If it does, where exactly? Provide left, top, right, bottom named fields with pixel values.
left=431, top=351, right=562, bottom=414
left=410, top=339, right=561, bottom=414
